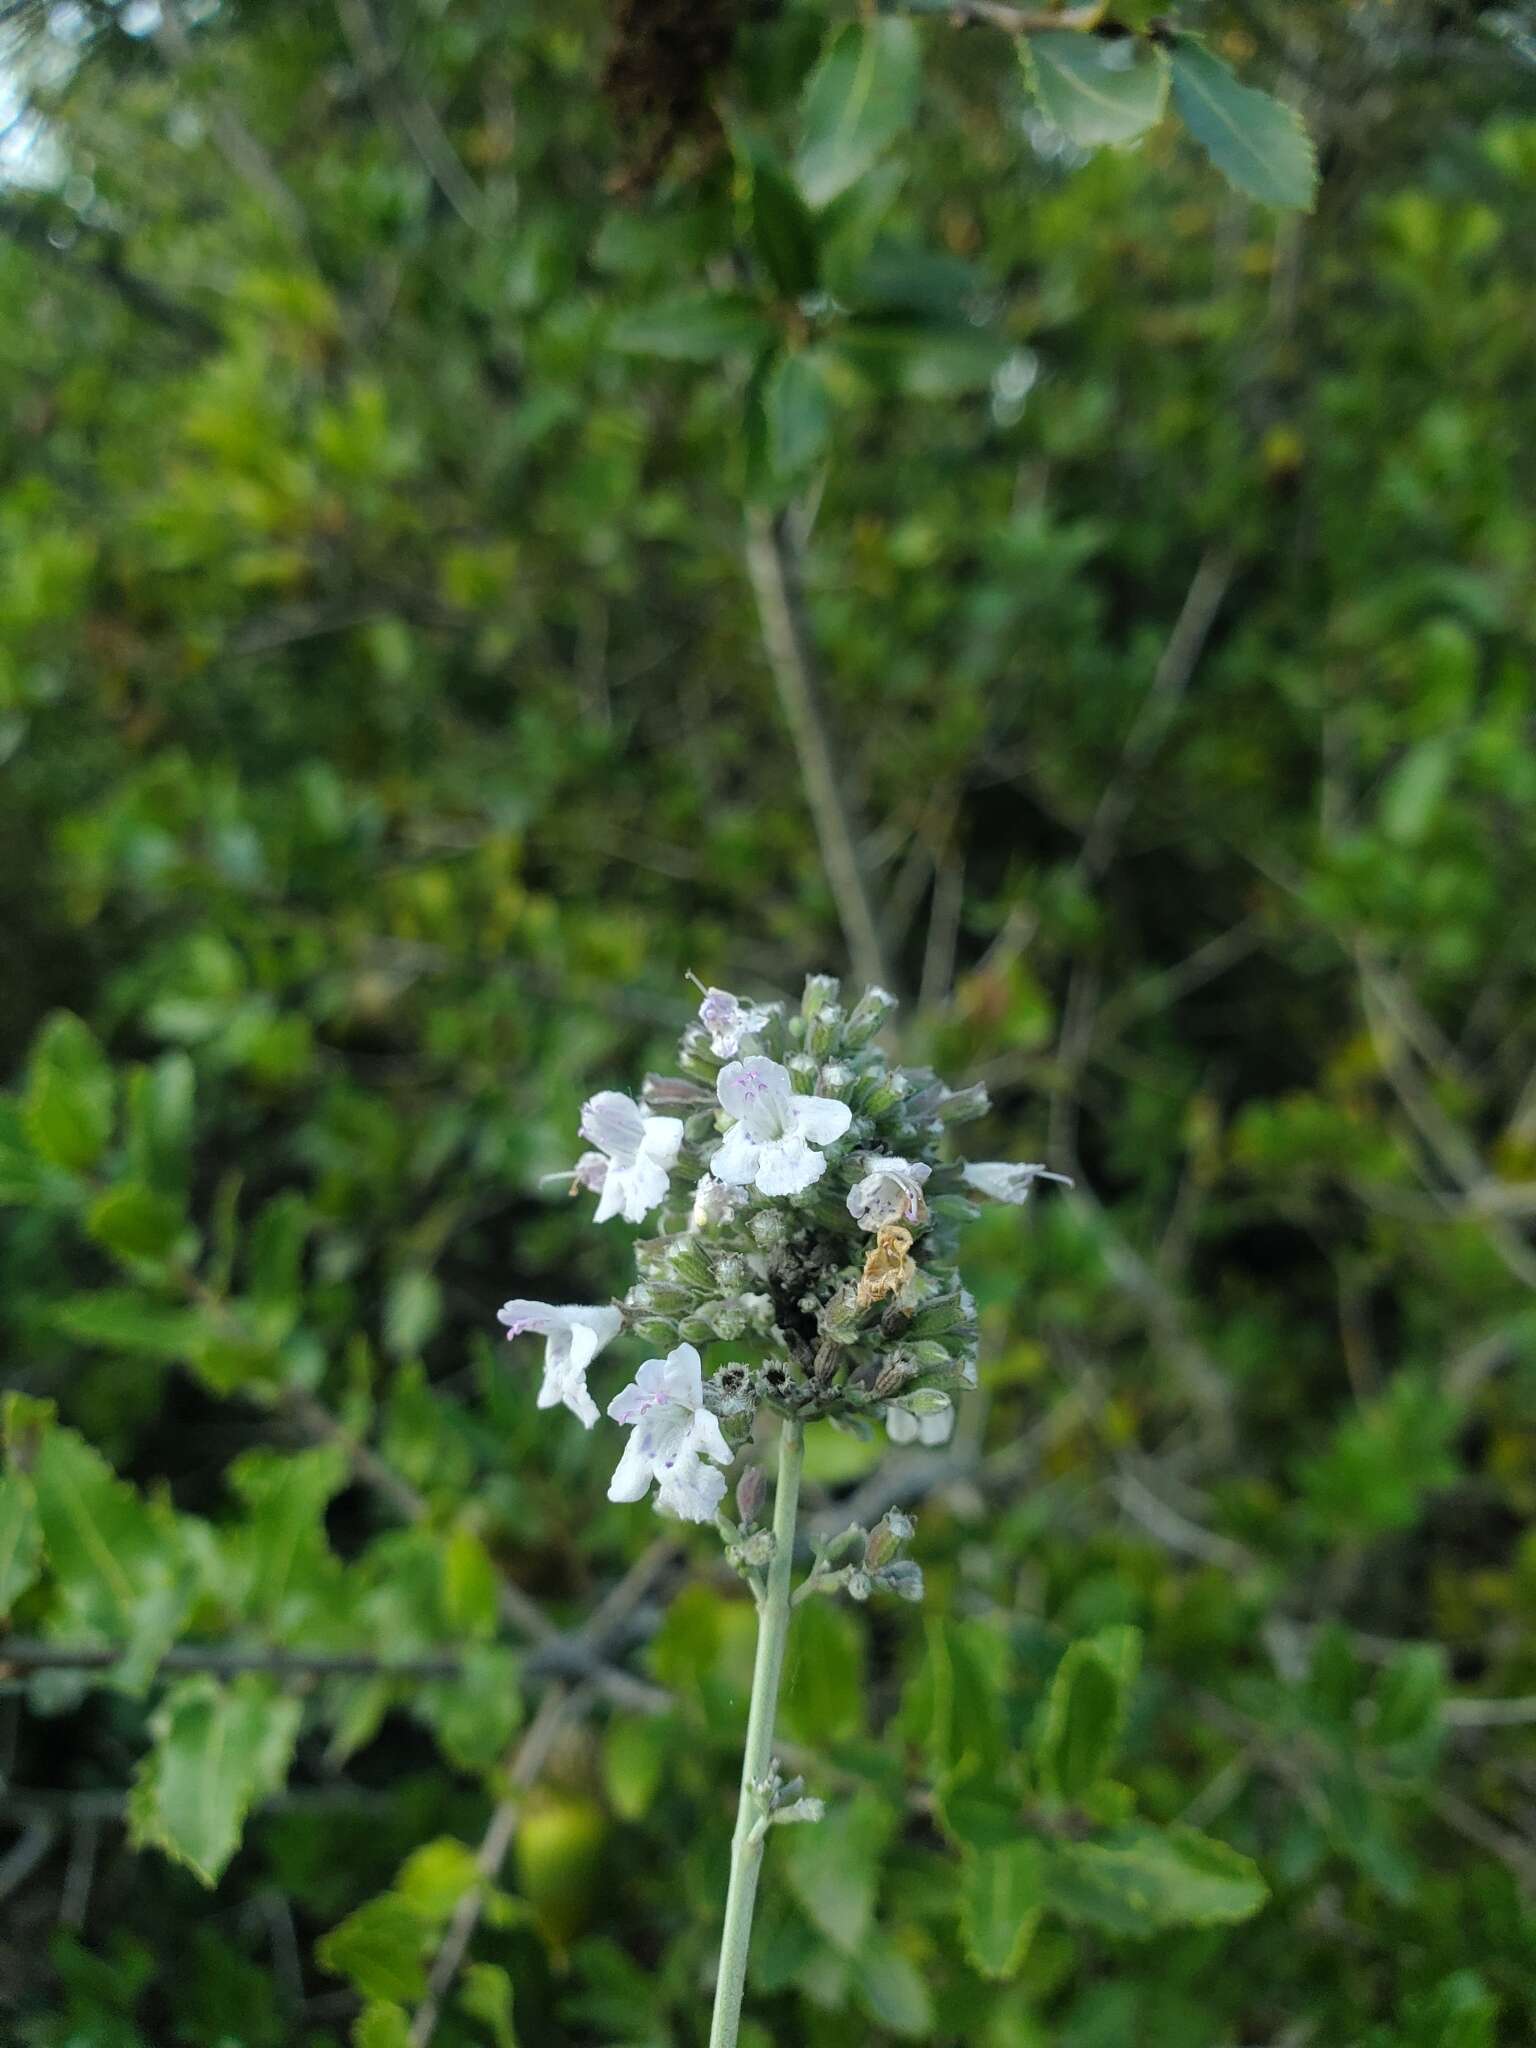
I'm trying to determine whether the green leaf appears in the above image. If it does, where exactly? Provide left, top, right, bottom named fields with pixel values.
left=415, top=1643, right=523, bottom=1771
left=745, top=150, right=820, bottom=298
left=19, top=1409, right=191, bottom=1680
left=602, top=1714, right=670, bottom=1823
left=129, top=1675, right=301, bottom=1885
left=610, top=292, right=778, bottom=363
left=1047, top=1823, right=1268, bottom=1934
left=0, top=1471, right=43, bottom=1616
left=851, top=1929, right=934, bottom=2038
left=781, top=1790, right=894, bottom=1954
left=1372, top=1643, right=1446, bottom=1751
left=87, top=1183, right=185, bottom=1264
left=23, top=1011, right=114, bottom=1173
left=796, top=19, right=921, bottom=207
left=763, top=349, right=832, bottom=485
left=1038, top=1633, right=1137, bottom=1802
left=320, top=1894, right=430, bottom=2005
left=226, top=1443, right=347, bottom=1626
left=1024, top=32, right=1169, bottom=148
left=125, top=1052, right=194, bottom=1195
left=51, top=1289, right=204, bottom=1361
left=781, top=1597, right=865, bottom=1744
left=925, top=1617, right=1008, bottom=1780
left=960, top=1839, right=1045, bottom=1981
left=460, top=1962, right=518, bottom=2048
left=1169, top=36, right=1317, bottom=210
left=353, top=2005, right=412, bottom=2048
left=385, top=1267, right=443, bottom=1357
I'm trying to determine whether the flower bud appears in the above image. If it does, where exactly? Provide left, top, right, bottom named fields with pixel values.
left=846, top=1568, right=872, bottom=1602
left=938, top=1082, right=991, bottom=1125
left=735, top=1464, right=767, bottom=1528
left=750, top=1210, right=790, bottom=1250
left=801, top=974, right=841, bottom=1025
left=806, top=1005, right=844, bottom=1057
left=643, top=1073, right=712, bottom=1110
left=677, top=1316, right=716, bottom=1344
left=667, top=1241, right=716, bottom=1291
left=633, top=1319, right=679, bottom=1347
left=713, top=1252, right=748, bottom=1291
left=786, top=1053, right=820, bottom=1090
left=875, top=1560, right=924, bottom=1602
left=707, top=1300, right=747, bottom=1341
left=844, top=984, right=898, bottom=1047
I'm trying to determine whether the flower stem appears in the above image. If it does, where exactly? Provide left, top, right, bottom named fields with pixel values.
left=708, top=1415, right=804, bottom=2048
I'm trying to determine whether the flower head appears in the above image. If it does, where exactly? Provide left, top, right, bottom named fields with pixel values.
left=847, top=1156, right=931, bottom=1232
left=712, top=1056, right=852, bottom=1197
left=961, top=1161, right=1074, bottom=1204
left=696, top=985, right=771, bottom=1060
left=578, top=1090, right=684, bottom=1224
left=607, top=1342, right=733, bottom=1523
left=497, top=1299, right=621, bottom=1428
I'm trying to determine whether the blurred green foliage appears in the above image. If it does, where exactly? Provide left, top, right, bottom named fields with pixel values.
left=1, top=0, right=1535, bottom=2043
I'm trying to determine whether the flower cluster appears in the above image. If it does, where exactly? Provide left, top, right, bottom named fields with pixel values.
left=499, top=975, right=1068, bottom=1522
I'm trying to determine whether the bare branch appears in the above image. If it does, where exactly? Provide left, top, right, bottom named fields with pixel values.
left=745, top=508, right=891, bottom=992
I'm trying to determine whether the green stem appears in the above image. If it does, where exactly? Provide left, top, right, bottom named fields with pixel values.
left=708, top=1416, right=804, bottom=2048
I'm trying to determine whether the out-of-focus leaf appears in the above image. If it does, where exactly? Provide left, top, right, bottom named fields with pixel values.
left=23, top=1011, right=114, bottom=1172
left=610, top=293, right=778, bottom=362
left=0, top=1471, right=43, bottom=1616
left=959, top=1839, right=1045, bottom=1980
left=87, top=1183, right=185, bottom=1264
left=781, top=1790, right=894, bottom=1954
left=796, top=19, right=921, bottom=207
left=1047, top=1824, right=1268, bottom=1933
left=128, top=1675, right=301, bottom=1885
left=1024, top=33, right=1169, bottom=148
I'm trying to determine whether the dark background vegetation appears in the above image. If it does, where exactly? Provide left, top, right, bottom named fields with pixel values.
left=1, top=1, right=1534, bottom=2043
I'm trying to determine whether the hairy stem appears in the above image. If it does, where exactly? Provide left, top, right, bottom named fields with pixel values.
left=708, top=1416, right=805, bottom=2048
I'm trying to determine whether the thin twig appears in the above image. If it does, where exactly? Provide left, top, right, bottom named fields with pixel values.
left=1077, top=547, right=1236, bottom=880
left=0, top=1822, right=54, bottom=1904
left=744, top=508, right=890, bottom=991
left=0, top=1639, right=467, bottom=1681
left=334, top=0, right=483, bottom=228
left=896, top=0, right=1105, bottom=31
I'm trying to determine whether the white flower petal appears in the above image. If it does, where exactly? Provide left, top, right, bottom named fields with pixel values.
left=580, top=1090, right=646, bottom=1164
left=753, top=1133, right=825, bottom=1196
left=710, top=1123, right=762, bottom=1186
left=962, top=1161, right=1073, bottom=1204
left=658, top=1341, right=703, bottom=1408
left=608, top=1433, right=655, bottom=1503
left=637, top=1115, right=684, bottom=1169
left=655, top=1457, right=727, bottom=1524
left=788, top=1094, right=853, bottom=1147
left=688, top=1410, right=732, bottom=1467
left=717, top=1056, right=793, bottom=1139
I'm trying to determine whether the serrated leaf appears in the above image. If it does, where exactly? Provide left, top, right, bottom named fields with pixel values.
left=21, top=1413, right=191, bottom=1680
left=925, top=1617, right=1008, bottom=1780
left=960, top=1839, right=1045, bottom=1980
left=1038, top=1635, right=1135, bottom=1802
left=129, top=1675, right=301, bottom=1885
left=1024, top=32, right=1169, bottom=148
left=23, top=1011, right=114, bottom=1173
left=610, top=292, right=778, bottom=363
left=0, top=1471, right=43, bottom=1616
left=781, top=1790, right=894, bottom=1953
left=1169, top=36, right=1317, bottom=210
left=226, top=1443, right=347, bottom=1627
left=87, top=1183, right=185, bottom=1264
left=1047, top=1823, right=1268, bottom=1934
left=415, top=1643, right=523, bottom=1771
left=796, top=18, right=921, bottom=207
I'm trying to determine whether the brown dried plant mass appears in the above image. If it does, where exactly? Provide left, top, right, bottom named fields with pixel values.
left=856, top=1224, right=916, bottom=1310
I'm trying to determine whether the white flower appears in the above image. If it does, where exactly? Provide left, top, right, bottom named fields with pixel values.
left=885, top=1395, right=955, bottom=1447
left=497, top=1299, right=621, bottom=1429
left=607, top=1342, right=732, bottom=1523
left=962, top=1161, right=1073, bottom=1204
left=713, top=1056, right=853, bottom=1198
left=690, top=1173, right=738, bottom=1230
left=577, top=1091, right=684, bottom=1224
left=697, top=985, right=770, bottom=1059
left=847, top=1156, right=932, bottom=1232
